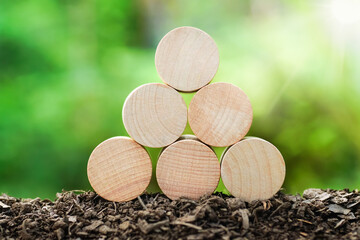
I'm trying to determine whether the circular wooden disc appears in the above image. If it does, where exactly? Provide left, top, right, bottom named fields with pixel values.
left=155, top=26, right=219, bottom=92
left=156, top=138, right=220, bottom=200
left=221, top=137, right=286, bottom=202
left=122, top=83, right=187, bottom=148
left=188, top=82, right=253, bottom=147
left=87, top=137, right=152, bottom=202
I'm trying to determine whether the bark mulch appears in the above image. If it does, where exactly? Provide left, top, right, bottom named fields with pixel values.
left=1, top=189, right=360, bottom=239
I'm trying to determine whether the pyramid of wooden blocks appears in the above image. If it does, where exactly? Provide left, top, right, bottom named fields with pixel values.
left=87, top=26, right=286, bottom=203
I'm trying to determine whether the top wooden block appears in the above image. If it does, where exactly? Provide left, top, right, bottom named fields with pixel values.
left=155, top=26, right=219, bottom=92
left=122, top=83, right=187, bottom=148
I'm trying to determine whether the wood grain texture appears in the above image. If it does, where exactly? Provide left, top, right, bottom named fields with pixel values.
left=87, top=137, right=152, bottom=202
left=156, top=137, right=220, bottom=200
left=188, top=82, right=253, bottom=147
left=221, top=137, right=286, bottom=202
left=155, top=26, right=219, bottom=92
left=122, top=83, right=187, bottom=148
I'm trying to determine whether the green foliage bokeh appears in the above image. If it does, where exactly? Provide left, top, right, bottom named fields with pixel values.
left=1, top=0, right=360, bottom=199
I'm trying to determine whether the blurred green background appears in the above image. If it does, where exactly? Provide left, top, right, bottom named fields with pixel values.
left=1, top=0, right=360, bottom=199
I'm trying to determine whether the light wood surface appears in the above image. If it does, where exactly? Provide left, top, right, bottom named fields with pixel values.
left=155, top=26, right=219, bottom=92
left=87, top=137, right=152, bottom=202
left=122, top=83, right=187, bottom=148
left=221, top=137, right=286, bottom=202
left=156, top=137, right=220, bottom=200
left=188, top=82, right=253, bottom=147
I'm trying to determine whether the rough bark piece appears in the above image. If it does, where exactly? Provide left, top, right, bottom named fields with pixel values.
left=221, top=137, right=286, bottom=202
left=122, top=83, right=187, bottom=148
left=155, top=26, right=219, bottom=92
left=87, top=137, right=152, bottom=202
left=188, top=82, right=253, bottom=147
left=156, top=137, right=220, bottom=200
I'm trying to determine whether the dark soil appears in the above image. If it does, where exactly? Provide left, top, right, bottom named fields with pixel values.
left=1, top=189, right=360, bottom=239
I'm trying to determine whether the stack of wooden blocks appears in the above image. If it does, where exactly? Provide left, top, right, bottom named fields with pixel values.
left=87, top=27, right=286, bottom=203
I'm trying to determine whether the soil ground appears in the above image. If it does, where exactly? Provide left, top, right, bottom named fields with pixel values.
left=0, top=189, right=359, bottom=239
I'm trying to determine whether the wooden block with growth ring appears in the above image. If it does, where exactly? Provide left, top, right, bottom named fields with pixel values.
left=122, top=83, right=187, bottom=148
left=155, top=26, right=219, bottom=92
left=188, top=82, right=253, bottom=147
left=156, top=136, right=220, bottom=200
left=220, top=137, right=286, bottom=202
left=87, top=137, right=152, bottom=202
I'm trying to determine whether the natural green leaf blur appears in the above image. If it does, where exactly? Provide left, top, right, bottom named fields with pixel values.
left=1, top=0, right=360, bottom=199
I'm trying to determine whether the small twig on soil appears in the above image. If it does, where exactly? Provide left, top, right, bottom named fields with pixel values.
left=297, top=219, right=313, bottom=225
left=138, top=219, right=169, bottom=234
left=97, top=207, right=107, bottom=216
left=240, top=209, right=249, bottom=229
left=269, top=202, right=291, bottom=217
left=72, top=199, right=84, bottom=213
left=152, top=193, right=159, bottom=203
left=138, top=196, right=147, bottom=210
left=112, top=202, right=117, bottom=213
left=171, top=221, right=203, bottom=231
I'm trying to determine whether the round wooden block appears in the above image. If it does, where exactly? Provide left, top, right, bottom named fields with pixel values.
left=188, top=82, right=253, bottom=147
left=87, top=137, right=152, bottom=202
left=221, top=137, right=286, bottom=202
left=122, top=83, right=187, bottom=148
left=156, top=137, right=220, bottom=200
left=155, top=26, right=219, bottom=92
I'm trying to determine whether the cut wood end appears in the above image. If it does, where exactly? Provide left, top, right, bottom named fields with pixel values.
left=87, top=137, right=152, bottom=202
left=221, top=137, right=286, bottom=202
left=156, top=137, right=220, bottom=200
left=188, top=82, right=253, bottom=147
left=122, top=83, right=187, bottom=148
left=155, top=26, right=219, bottom=92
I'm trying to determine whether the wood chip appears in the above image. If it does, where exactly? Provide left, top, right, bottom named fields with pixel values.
left=328, top=204, right=351, bottom=215
left=119, top=221, right=130, bottom=231
left=0, top=201, right=10, bottom=209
